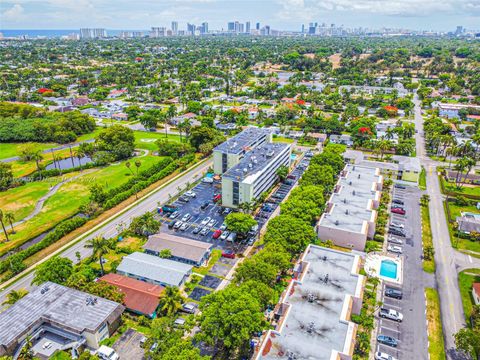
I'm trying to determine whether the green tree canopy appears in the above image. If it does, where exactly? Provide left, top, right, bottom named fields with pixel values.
left=32, top=257, right=73, bottom=285
left=224, top=212, right=257, bottom=236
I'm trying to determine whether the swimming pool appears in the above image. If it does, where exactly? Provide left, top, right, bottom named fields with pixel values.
left=380, top=260, right=398, bottom=279
left=290, top=154, right=297, bottom=161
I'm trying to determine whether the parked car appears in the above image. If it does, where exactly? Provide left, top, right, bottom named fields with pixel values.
left=222, top=250, right=235, bottom=259
left=192, top=226, right=201, bottom=234
left=220, top=222, right=227, bottom=231
left=390, top=222, right=404, bottom=229
left=169, top=211, right=180, bottom=219
left=200, top=201, right=210, bottom=210
left=168, top=220, right=177, bottom=229
left=385, top=288, right=403, bottom=299
left=392, top=199, right=404, bottom=205
left=388, top=228, right=405, bottom=237
left=220, top=231, right=230, bottom=240
left=387, top=236, right=403, bottom=245
left=173, top=221, right=183, bottom=230
left=379, top=308, right=403, bottom=322
left=201, top=217, right=211, bottom=226
left=223, top=208, right=232, bottom=215
left=200, top=227, right=209, bottom=236
left=387, top=245, right=402, bottom=254
left=202, top=177, right=213, bottom=183
left=226, top=232, right=237, bottom=242
left=179, top=195, right=190, bottom=202
left=247, top=236, right=256, bottom=246
left=375, top=352, right=397, bottom=360
left=213, top=194, right=222, bottom=202
left=394, top=184, right=406, bottom=189
left=185, top=190, right=196, bottom=198
left=212, top=229, right=222, bottom=239
left=391, top=207, right=406, bottom=215
left=207, top=219, right=217, bottom=227
left=181, top=302, right=198, bottom=314
left=180, top=222, right=189, bottom=231
left=182, top=213, right=191, bottom=222
left=377, top=335, right=398, bottom=347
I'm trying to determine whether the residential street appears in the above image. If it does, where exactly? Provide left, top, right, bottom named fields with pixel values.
left=413, top=96, right=480, bottom=359
left=0, top=158, right=213, bottom=309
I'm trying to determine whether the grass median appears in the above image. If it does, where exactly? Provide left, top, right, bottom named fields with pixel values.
left=421, top=202, right=435, bottom=273
left=425, top=287, right=446, bottom=360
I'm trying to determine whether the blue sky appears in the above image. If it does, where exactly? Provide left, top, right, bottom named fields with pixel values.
left=1, top=0, right=479, bottom=31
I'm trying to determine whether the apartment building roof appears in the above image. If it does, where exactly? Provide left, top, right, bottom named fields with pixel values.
left=143, top=233, right=213, bottom=264
left=319, top=164, right=381, bottom=234
left=222, top=142, right=291, bottom=184
left=0, top=282, right=124, bottom=352
left=99, top=273, right=164, bottom=316
left=116, top=252, right=192, bottom=287
left=256, top=245, right=363, bottom=360
left=213, top=127, right=272, bottom=154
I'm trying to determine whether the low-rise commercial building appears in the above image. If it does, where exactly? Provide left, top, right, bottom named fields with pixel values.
left=0, top=282, right=124, bottom=357
left=99, top=273, right=164, bottom=318
left=143, top=233, right=213, bottom=266
left=437, top=102, right=480, bottom=119
left=221, top=142, right=292, bottom=208
left=255, top=245, right=365, bottom=360
left=213, top=127, right=272, bottom=174
left=317, top=164, right=383, bottom=251
left=116, top=252, right=192, bottom=287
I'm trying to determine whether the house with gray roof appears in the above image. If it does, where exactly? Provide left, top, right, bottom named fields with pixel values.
left=116, top=252, right=192, bottom=287
left=0, top=282, right=124, bottom=358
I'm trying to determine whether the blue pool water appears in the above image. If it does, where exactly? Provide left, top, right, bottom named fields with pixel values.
left=205, top=173, right=214, bottom=178
left=290, top=154, right=297, bottom=160
left=380, top=260, right=398, bottom=279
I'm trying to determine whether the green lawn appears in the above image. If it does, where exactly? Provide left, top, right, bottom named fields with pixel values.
left=0, top=142, right=57, bottom=160
left=445, top=201, right=480, bottom=255
left=134, top=131, right=183, bottom=151
left=419, top=167, right=427, bottom=190
left=272, top=136, right=294, bottom=144
left=425, top=288, right=446, bottom=360
left=443, top=178, right=480, bottom=198
left=458, top=268, right=480, bottom=322
left=193, top=249, right=222, bottom=275
left=0, top=155, right=163, bottom=250
left=421, top=204, right=435, bottom=273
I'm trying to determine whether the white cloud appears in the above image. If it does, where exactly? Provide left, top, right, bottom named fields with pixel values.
left=3, top=4, right=25, bottom=19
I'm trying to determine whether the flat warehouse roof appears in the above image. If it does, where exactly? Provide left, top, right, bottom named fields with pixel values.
left=117, top=252, right=192, bottom=286
left=143, top=233, right=213, bottom=263
left=214, top=127, right=271, bottom=154
left=0, top=282, right=124, bottom=351
left=319, top=164, right=380, bottom=233
left=258, top=245, right=362, bottom=359
left=223, top=142, right=291, bottom=183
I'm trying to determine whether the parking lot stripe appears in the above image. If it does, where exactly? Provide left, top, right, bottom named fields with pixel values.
left=383, top=303, right=402, bottom=310
left=381, top=325, right=401, bottom=333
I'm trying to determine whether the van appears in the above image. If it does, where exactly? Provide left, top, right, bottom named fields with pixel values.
left=96, top=345, right=119, bottom=360
left=226, top=232, right=237, bottom=242
left=202, top=177, right=213, bottom=183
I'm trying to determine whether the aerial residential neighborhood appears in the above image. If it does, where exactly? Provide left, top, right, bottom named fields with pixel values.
left=0, top=4, right=480, bottom=360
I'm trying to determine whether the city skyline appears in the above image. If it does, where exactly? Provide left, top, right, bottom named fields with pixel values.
left=1, top=0, right=479, bottom=32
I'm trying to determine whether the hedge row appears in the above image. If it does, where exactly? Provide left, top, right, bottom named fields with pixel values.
left=0, top=216, right=87, bottom=274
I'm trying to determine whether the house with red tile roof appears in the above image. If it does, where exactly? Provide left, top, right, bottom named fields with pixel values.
left=99, top=273, right=164, bottom=318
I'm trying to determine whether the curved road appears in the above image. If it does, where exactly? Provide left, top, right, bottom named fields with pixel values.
left=0, top=158, right=213, bottom=308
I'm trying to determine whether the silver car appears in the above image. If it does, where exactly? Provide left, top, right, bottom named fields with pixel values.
left=200, top=227, right=209, bottom=236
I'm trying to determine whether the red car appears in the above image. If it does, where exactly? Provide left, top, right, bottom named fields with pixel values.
left=212, top=229, right=222, bottom=239
left=222, top=250, right=235, bottom=259
left=213, top=194, right=222, bottom=203
left=391, top=207, right=406, bottom=215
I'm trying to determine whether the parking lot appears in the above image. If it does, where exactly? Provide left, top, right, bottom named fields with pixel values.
left=157, top=152, right=310, bottom=254
left=113, top=328, right=145, bottom=360
left=375, top=183, right=430, bottom=359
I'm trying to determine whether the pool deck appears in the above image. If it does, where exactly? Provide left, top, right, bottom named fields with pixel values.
left=364, top=252, right=403, bottom=285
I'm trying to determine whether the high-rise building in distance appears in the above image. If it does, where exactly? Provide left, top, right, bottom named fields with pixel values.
left=256, top=22, right=260, bottom=30
left=171, top=21, right=178, bottom=34
left=80, top=28, right=107, bottom=39
left=228, top=22, right=235, bottom=32
left=201, top=22, right=209, bottom=34
left=246, top=21, right=251, bottom=33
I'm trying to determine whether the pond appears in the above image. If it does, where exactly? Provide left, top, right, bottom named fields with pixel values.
left=45, top=156, right=93, bottom=170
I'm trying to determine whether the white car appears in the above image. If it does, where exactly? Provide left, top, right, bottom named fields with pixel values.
left=390, top=222, right=404, bottom=229
left=42, top=342, right=52, bottom=349
left=220, top=231, right=230, bottom=240
left=180, top=222, right=189, bottom=231
left=375, top=352, right=397, bottom=360
left=201, top=217, right=211, bottom=226
left=388, top=236, right=403, bottom=245
left=207, top=219, right=216, bottom=227
left=185, top=190, right=196, bottom=198
left=387, top=245, right=402, bottom=254
left=220, top=222, right=227, bottom=231
left=173, top=221, right=183, bottom=229
left=379, top=308, right=404, bottom=322
left=169, top=211, right=179, bottom=219
left=182, top=213, right=191, bottom=222
left=200, top=227, right=209, bottom=236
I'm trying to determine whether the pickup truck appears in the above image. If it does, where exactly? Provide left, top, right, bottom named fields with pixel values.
left=379, top=308, right=403, bottom=322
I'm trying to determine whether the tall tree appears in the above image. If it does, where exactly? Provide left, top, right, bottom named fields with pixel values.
left=158, top=286, right=184, bottom=316
left=84, top=236, right=112, bottom=275
left=0, top=209, right=9, bottom=242
left=5, top=211, right=15, bottom=234
left=32, top=257, right=73, bottom=285
left=2, top=289, right=28, bottom=306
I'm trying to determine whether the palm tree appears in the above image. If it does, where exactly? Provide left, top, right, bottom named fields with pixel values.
left=84, top=236, right=112, bottom=275
left=158, top=286, right=183, bottom=316
left=166, top=105, right=176, bottom=138
left=69, top=146, right=75, bottom=169
left=377, top=140, right=392, bottom=160
left=5, top=211, right=15, bottom=234
left=18, top=335, right=34, bottom=360
left=0, top=209, right=9, bottom=242
left=134, top=160, right=141, bottom=176
left=2, top=288, right=28, bottom=306
left=125, top=161, right=134, bottom=175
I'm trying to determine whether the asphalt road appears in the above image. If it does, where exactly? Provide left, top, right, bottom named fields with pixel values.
left=0, top=158, right=213, bottom=307
left=413, top=96, right=480, bottom=359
